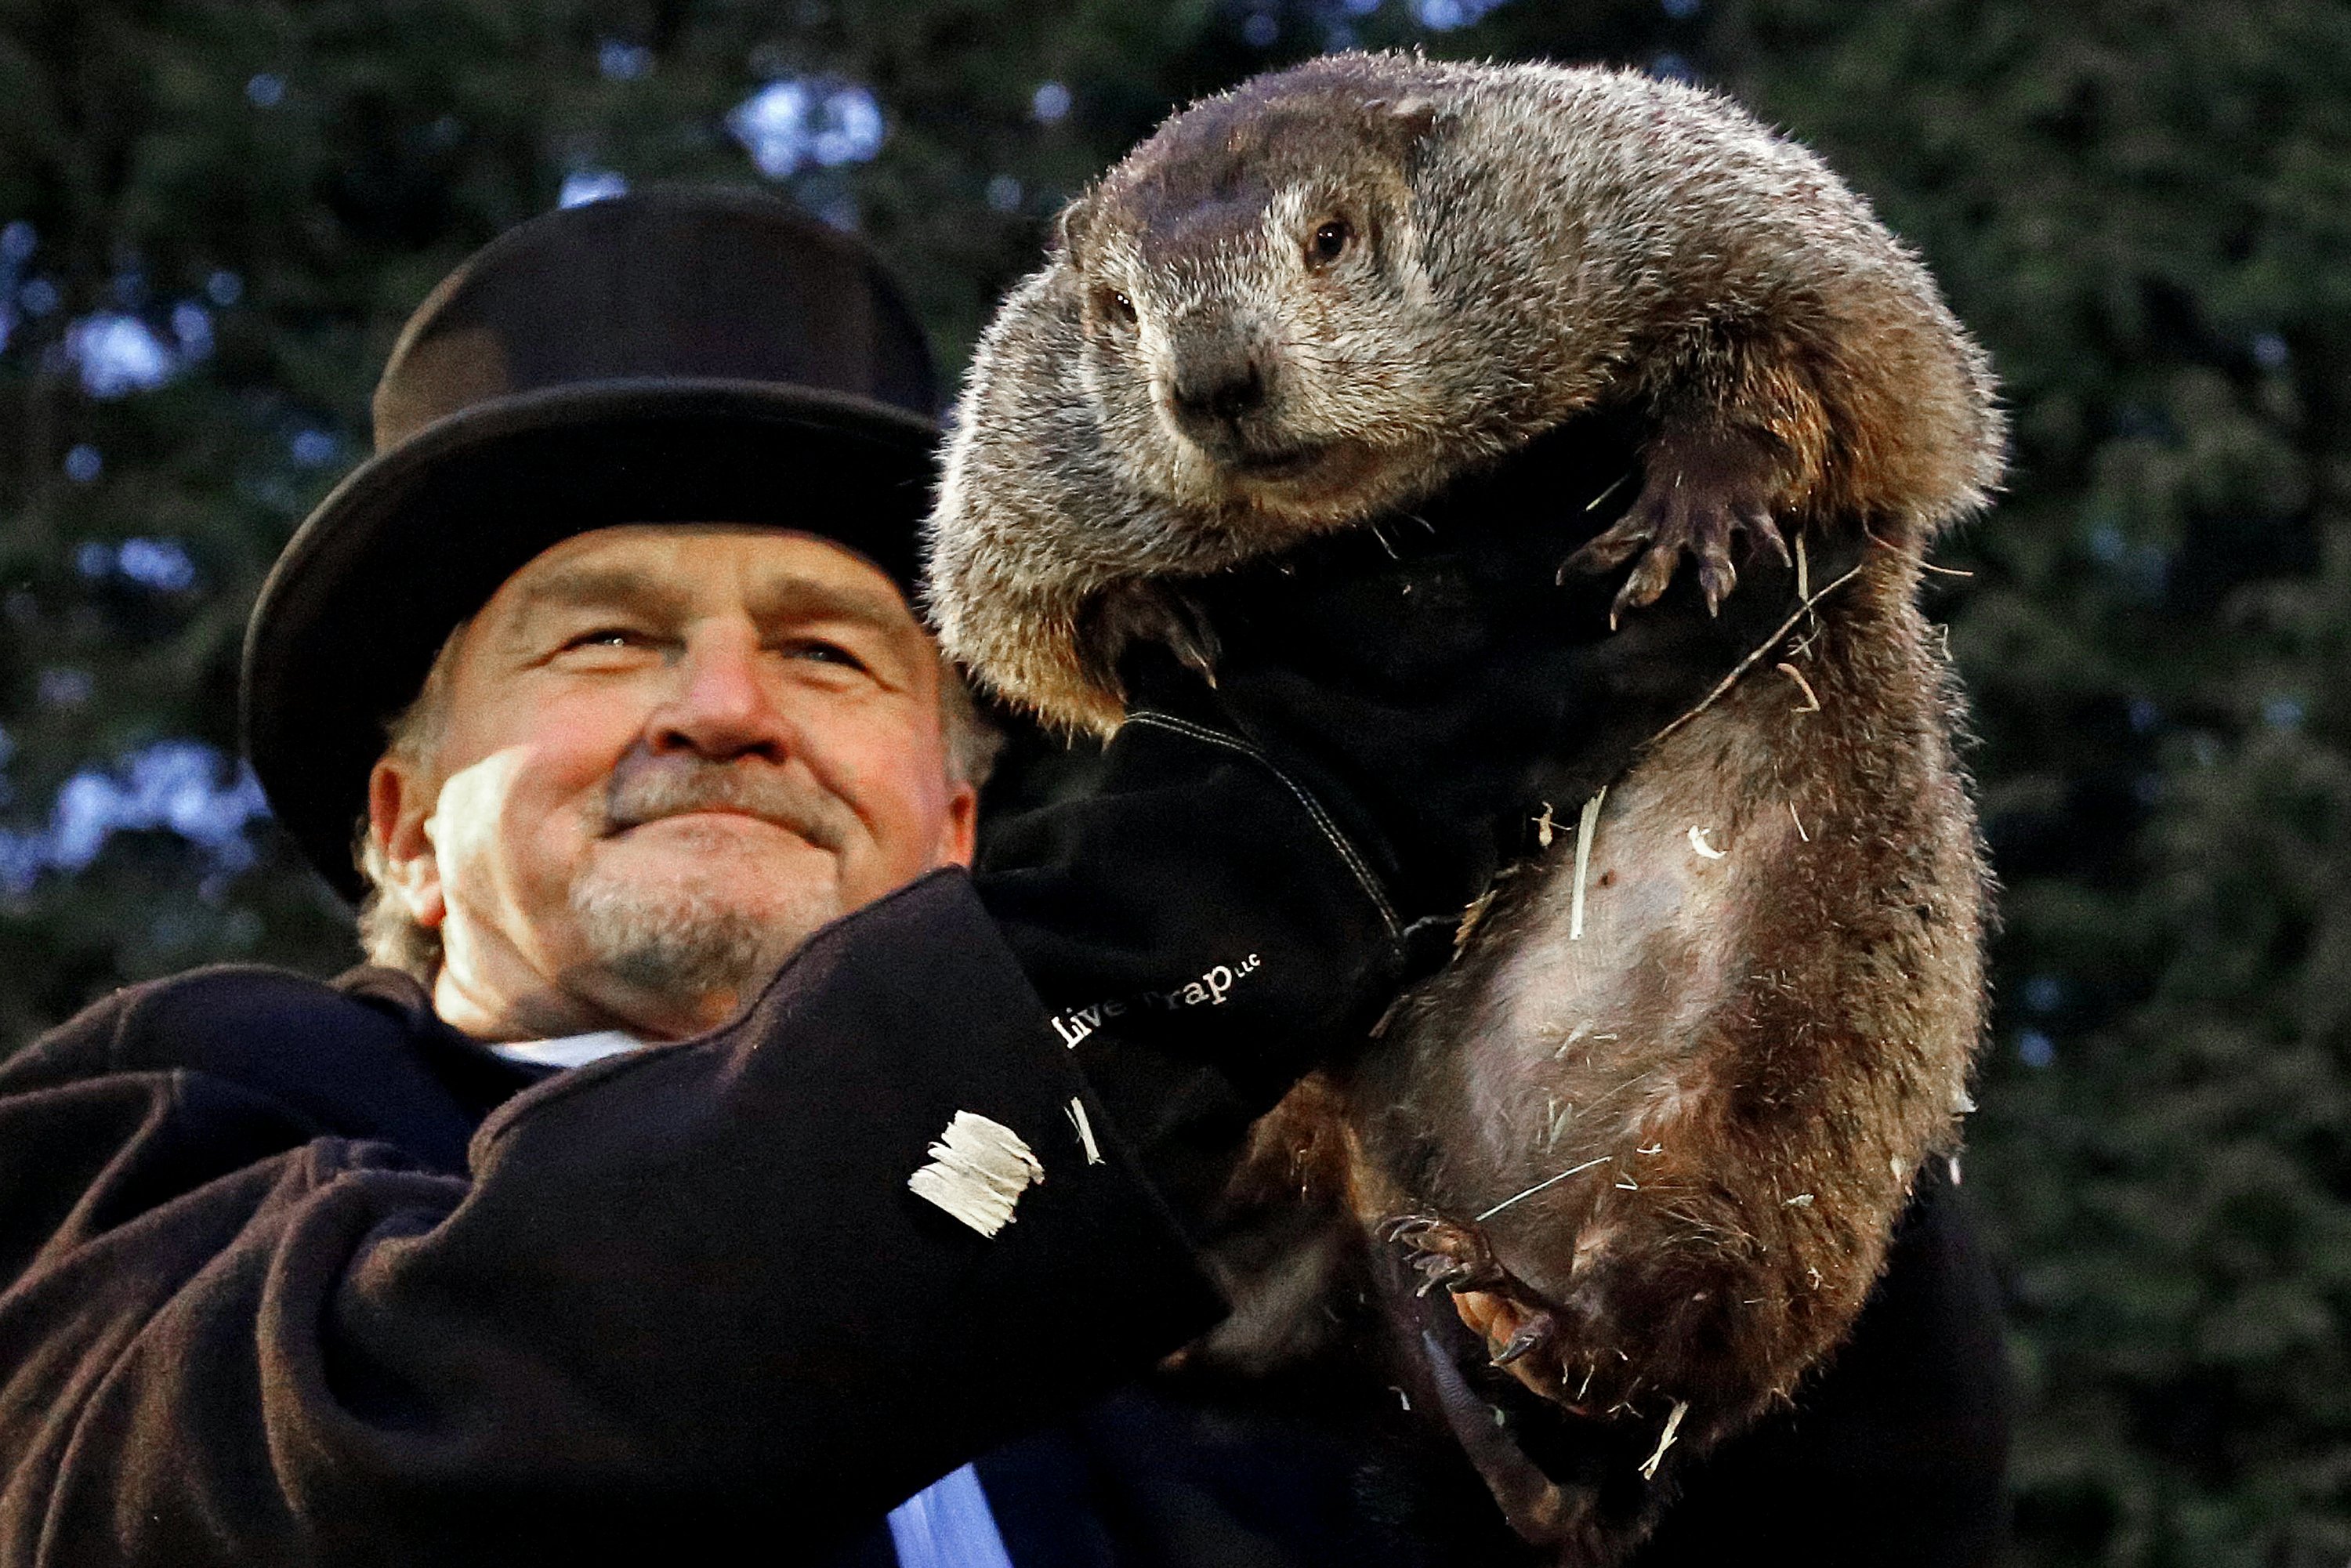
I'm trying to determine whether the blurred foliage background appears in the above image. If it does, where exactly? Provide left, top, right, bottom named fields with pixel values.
left=0, top=0, right=2343, bottom=1561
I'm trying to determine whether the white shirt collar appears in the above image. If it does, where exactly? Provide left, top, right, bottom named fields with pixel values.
left=486, top=1030, right=649, bottom=1071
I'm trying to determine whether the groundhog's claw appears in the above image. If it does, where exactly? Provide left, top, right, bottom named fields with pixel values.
left=1385, top=1212, right=1511, bottom=1296
left=1569, top=492, right=1788, bottom=625
left=1563, top=430, right=1792, bottom=625
left=1491, top=1309, right=1561, bottom=1367
left=1385, top=1215, right=1585, bottom=1396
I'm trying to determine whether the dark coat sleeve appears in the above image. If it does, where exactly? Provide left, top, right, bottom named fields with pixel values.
left=0, top=869, right=1223, bottom=1566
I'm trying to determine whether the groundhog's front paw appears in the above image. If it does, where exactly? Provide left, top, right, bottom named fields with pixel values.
left=1563, top=429, right=1792, bottom=625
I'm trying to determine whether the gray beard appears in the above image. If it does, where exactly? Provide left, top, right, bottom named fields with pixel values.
left=568, top=872, right=842, bottom=1012
left=567, top=748, right=860, bottom=1010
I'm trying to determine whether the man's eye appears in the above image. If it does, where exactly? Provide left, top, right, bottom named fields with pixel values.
left=562, top=628, right=650, bottom=653
left=790, top=640, right=869, bottom=672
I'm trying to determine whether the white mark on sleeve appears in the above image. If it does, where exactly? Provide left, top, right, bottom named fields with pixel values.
left=907, top=1111, right=1045, bottom=1238
left=1065, top=1097, right=1104, bottom=1165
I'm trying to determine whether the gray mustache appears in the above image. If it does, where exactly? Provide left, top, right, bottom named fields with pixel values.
left=599, top=750, right=853, bottom=853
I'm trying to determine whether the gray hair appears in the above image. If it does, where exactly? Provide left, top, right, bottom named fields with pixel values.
left=353, top=619, right=1002, bottom=982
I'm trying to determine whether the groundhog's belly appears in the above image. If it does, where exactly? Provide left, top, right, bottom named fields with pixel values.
left=1317, top=585, right=1983, bottom=1553
left=1375, top=757, right=1767, bottom=1304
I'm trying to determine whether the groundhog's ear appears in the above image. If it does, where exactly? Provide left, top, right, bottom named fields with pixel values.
left=1363, top=94, right=1443, bottom=154
left=1052, top=193, right=1098, bottom=261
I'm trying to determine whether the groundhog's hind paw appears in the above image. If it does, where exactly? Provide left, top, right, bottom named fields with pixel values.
left=1383, top=1214, right=1586, bottom=1399
left=1563, top=437, right=1792, bottom=626
left=1383, top=1212, right=1512, bottom=1296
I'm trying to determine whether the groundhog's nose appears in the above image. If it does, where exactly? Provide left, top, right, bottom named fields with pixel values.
left=1168, top=347, right=1270, bottom=429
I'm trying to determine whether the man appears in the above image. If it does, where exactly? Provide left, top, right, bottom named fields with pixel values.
left=354, top=520, right=987, bottom=1045
left=0, top=190, right=2005, bottom=1566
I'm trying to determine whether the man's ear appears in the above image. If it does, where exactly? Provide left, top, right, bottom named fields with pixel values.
left=368, top=756, right=447, bottom=929
left=938, top=780, right=979, bottom=870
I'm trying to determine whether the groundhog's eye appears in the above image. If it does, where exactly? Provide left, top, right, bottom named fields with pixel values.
left=1095, top=287, right=1139, bottom=328
left=1307, top=218, right=1354, bottom=269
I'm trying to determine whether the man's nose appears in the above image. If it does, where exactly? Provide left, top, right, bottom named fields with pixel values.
left=646, top=630, right=794, bottom=762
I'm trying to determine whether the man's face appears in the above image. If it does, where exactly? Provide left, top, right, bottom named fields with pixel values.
left=369, top=524, right=977, bottom=1041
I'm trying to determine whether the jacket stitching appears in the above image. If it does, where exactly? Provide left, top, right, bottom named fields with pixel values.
left=1122, top=711, right=1402, bottom=940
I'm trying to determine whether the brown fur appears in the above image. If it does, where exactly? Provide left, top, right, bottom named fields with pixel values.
left=927, top=53, right=1999, bottom=1564
left=928, top=53, right=2000, bottom=730
left=1334, top=545, right=1984, bottom=1555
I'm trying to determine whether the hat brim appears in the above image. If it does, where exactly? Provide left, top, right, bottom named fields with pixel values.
left=242, top=378, right=940, bottom=903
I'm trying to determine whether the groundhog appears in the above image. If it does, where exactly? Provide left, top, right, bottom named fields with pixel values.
left=928, top=52, right=2001, bottom=1563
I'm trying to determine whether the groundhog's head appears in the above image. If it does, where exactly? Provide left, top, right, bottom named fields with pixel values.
left=931, top=56, right=1502, bottom=732
left=1058, top=62, right=1491, bottom=535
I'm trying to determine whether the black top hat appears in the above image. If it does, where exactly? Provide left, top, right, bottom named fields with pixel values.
left=241, top=186, right=943, bottom=902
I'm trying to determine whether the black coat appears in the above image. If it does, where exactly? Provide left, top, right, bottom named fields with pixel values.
left=0, top=870, right=2007, bottom=1566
